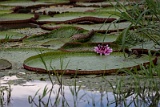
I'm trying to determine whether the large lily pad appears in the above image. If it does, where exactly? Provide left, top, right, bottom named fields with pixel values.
left=24, top=26, right=118, bottom=47
left=23, top=26, right=86, bottom=46
left=35, top=6, right=97, bottom=14
left=88, top=33, right=118, bottom=43
left=9, top=28, right=50, bottom=37
left=37, top=11, right=119, bottom=23
left=0, top=13, right=34, bottom=21
left=0, top=31, right=26, bottom=42
left=0, top=59, right=12, bottom=70
left=0, top=10, right=12, bottom=14
left=0, top=1, right=69, bottom=7
left=0, top=48, right=55, bottom=69
left=23, top=52, right=157, bottom=75
left=59, top=42, right=120, bottom=52
left=41, top=22, right=131, bottom=31
left=41, top=38, right=71, bottom=49
left=76, top=1, right=129, bottom=7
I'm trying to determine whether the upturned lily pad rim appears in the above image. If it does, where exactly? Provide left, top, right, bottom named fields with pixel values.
left=23, top=51, right=157, bottom=75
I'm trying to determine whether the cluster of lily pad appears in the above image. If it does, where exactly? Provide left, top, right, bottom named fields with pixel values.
left=0, top=0, right=159, bottom=75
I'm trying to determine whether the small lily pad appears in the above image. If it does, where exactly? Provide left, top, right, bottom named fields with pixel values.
left=0, top=59, right=12, bottom=70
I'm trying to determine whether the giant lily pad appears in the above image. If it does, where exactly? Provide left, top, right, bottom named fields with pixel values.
left=76, top=1, right=129, bottom=7
left=37, top=12, right=119, bottom=23
left=0, top=10, right=12, bottom=14
left=23, top=26, right=86, bottom=46
left=23, top=52, right=157, bottom=75
left=35, top=6, right=97, bottom=14
left=0, top=13, right=34, bottom=21
left=9, top=28, right=50, bottom=37
left=0, top=31, right=26, bottom=42
left=41, top=38, right=71, bottom=49
left=87, top=33, right=118, bottom=43
left=59, top=42, right=120, bottom=52
left=0, top=59, right=12, bottom=70
left=41, top=22, right=131, bottom=32
left=0, top=1, right=69, bottom=7
left=0, top=48, right=55, bottom=69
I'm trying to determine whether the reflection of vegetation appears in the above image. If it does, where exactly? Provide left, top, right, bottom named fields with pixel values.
left=0, top=85, right=11, bottom=107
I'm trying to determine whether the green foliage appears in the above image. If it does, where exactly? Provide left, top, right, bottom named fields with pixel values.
left=114, top=0, right=160, bottom=49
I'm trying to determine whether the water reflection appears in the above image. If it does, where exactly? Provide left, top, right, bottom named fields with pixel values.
left=0, top=76, right=160, bottom=107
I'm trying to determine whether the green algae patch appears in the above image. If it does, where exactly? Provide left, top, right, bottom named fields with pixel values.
left=23, top=52, right=157, bottom=75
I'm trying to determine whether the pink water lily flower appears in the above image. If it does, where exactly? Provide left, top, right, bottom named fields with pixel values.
left=94, top=44, right=113, bottom=55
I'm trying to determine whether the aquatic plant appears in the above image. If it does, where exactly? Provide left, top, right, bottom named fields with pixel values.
left=94, top=44, right=113, bottom=55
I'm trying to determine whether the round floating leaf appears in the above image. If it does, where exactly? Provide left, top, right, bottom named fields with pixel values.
left=41, top=38, right=70, bottom=49
left=0, top=59, right=12, bottom=70
left=23, top=52, right=157, bottom=75
left=41, top=22, right=131, bottom=32
left=89, top=33, right=118, bottom=43
left=0, top=13, right=34, bottom=21
left=24, top=26, right=86, bottom=44
left=0, top=48, right=55, bottom=68
left=0, top=1, right=67, bottom=7
left=36, top=6, right=97, bottom=13
left=60, top=42, right=120, bottom=52
left=0, top=10, right=12, bottom=14
left=0, top=31, right=26, bottom=41
left=9, top=28, right=50, bottom=37
left=37, top=11, right=119, bottom=22
left=76, top=1, right=129, bottom=7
